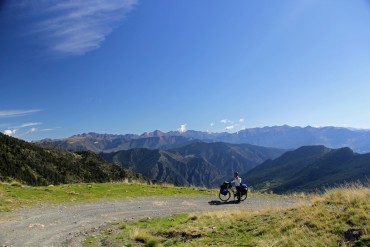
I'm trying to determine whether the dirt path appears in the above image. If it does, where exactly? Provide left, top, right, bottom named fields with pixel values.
left=0, top=195, right=306, bottom=247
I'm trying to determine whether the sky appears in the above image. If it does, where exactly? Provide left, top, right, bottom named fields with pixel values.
left=1, top=0, right=370, bottom=141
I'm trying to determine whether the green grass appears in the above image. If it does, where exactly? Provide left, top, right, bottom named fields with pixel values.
left=83, top=184, right=370, bottom=247
left=0, top=182, right=214, bottom=212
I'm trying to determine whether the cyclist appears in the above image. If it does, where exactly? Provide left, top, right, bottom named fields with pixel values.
left=231, top=172, right=242, bottom=203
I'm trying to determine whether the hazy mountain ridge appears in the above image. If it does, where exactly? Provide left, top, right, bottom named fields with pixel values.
left=0, top=133, right=150, bottom=186
left=36, top=125, right=370, bottom=153
left=3, top=131, right=370, bottom=192
left=37, top=133, right=198, bottom=153
left=210, top=125, right=370, bottom=152
left=99, top=142, right=286, bottom=188
left=245, top=145, right=370, bottom=193
left=30, top=126, right=370, bottom=190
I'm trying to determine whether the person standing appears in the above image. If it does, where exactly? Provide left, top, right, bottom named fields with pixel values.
left=232, top=172, right=242, bottom=203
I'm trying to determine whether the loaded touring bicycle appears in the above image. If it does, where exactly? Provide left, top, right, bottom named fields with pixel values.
left=219, top=181, right=248, bottom=202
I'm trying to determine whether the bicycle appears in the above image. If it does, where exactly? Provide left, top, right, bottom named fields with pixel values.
left=219, top=181, right=248, bottom=202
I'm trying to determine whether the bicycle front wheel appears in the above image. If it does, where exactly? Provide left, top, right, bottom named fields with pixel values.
left=240, top=190, right=248, bottom=201
left=219, top=191, right=231, bottom=201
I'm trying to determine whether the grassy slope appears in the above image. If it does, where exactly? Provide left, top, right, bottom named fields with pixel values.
left=245, top=146, right=370, bottom=193
left=0, top=182, right=214, bottom=212
left=84, top=185, right=370, bottom=247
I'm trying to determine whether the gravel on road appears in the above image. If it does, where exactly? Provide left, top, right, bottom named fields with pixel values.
left=0, top=195, right=306, bottom=247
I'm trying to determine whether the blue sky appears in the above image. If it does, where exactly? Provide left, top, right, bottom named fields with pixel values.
left=1, top=0, right=370, bottom=141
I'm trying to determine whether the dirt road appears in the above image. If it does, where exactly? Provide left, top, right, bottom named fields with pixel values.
left=0, top=195, right=305, bottom=247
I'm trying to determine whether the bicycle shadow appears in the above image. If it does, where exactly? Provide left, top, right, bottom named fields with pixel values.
left=208, top=200, right=240, bottom=205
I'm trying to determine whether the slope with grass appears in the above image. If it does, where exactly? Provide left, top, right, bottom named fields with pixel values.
left=83, top=185, right=370, bottom=247
left=0, top=182, right=213, bottom=212
left=245, top=145, right=370, bottom=193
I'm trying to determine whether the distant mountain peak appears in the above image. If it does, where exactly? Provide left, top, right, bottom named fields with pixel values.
left=140, top=130, right=166, bottom=137
left=37, top=125, right=370, bottom=153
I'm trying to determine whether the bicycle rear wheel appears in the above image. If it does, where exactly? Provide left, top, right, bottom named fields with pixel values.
left=219, top=191, right=231, bottom=201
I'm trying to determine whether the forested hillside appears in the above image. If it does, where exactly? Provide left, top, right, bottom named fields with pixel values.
left=0, top=133, right=149, bottom=186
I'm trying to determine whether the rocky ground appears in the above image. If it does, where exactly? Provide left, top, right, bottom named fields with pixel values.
left=0, top=195, right=306, bottom=247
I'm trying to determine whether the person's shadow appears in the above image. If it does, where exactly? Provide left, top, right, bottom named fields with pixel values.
left=208, top=200, right=239, bottom=205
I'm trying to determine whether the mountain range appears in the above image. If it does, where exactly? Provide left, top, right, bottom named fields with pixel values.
left=37, top=131, right=197, bottom=153
left=36, top=125, right=370, bottom=153
left=99, top=142, right=285, bottom=187
left=245, top=145, right=370, bottom=193
left=3, top=125, right=370, bottom=192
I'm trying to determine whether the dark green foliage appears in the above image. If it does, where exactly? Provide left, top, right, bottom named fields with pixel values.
left=0, top=133, right=148, bottom=185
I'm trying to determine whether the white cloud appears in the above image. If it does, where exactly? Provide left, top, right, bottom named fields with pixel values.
left=3, top=129, right=17, bottom=136
left=225, top=125, right=237, bottom=131
left=0, top=109, right=42, bottom=118
left=221, top=119, right=233, bottom=124
left=24, top=127, right=56, bottom=136
left=12, top=0, right=138, bottom=56
left=13, top=122, right=42, bottom=129
left=219, top=118, right=245, bottom=131
left=210, top=122, right=214, bottom=127
left=1, top=121, right=55, bottom=138
left=3, top=122, right=42, bottom=136
left=39, top=128, right=55, bottom=132
left=178, top=124, right=187, bottom=133
left=25, top=127, right=37, bottom=135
